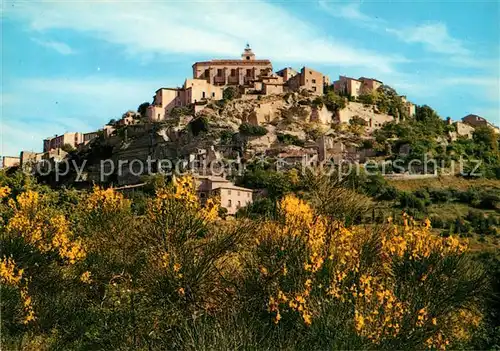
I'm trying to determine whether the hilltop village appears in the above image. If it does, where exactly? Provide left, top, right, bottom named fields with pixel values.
left=2, top=45, right=499, bottom=212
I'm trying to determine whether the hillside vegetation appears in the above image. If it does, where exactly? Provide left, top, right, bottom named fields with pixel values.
left=1, top=170, right=499, bottom=350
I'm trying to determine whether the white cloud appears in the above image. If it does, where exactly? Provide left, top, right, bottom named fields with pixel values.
left=386, top=23, right=469, bottom=56
left=31, top=38, right=76, bottom=55
left=3, top=0, right=403, bottom=73
left=318, top=1, right=383, bottom=29
left=320, top=2, right=479, bottom=60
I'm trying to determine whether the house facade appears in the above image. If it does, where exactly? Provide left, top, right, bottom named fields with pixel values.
left=1, top=156, right=20, bottom=168
left=284, top=67, right=329, bottom=95
left=462, top=114, right=491, bottom=127
left=333, top=76, right=362, bottom=98
left=43, top=132, right=83, bottom=152
left=332, top=76, right=384, bottom=98
left=192, top=45, right=273, bottom=87
left=359, top=77, right=383, bottom=94
left=195, top=175, right=253, bottom=215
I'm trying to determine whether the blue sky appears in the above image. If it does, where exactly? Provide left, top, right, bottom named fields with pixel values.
left=1, top=0, right=499, bottom=157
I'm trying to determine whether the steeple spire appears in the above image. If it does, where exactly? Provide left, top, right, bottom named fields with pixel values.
left=242, top=43, right=255, bottom=61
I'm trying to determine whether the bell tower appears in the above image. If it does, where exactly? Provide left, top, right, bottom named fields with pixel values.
left=241, top=43, right=255, bottom=61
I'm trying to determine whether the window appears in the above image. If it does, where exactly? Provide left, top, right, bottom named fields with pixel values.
left=237, top=201, right=241, bottom=208
left=312, top=86, right=317, bottom=92
left=204, top=69, right=209, bottom=77
left=231, top=69, right=236, bottom=76
left=246, top=69, right=252, bottom=77
left=237, top=191, right=240, bottom=196
left=246, top=56, right=250, bottom=60
left=312, top=79, right=316, bottom=84
left=212, top=92, right=215, bottom=97
left=202, top=91, right=206, bottom=98
left=228, top=190, right=231, bottom=195
left=217, top=69, right=223, bottom=77
left=247, top=193, right=250, bottom=198
left=228, top=199, right=232, bottom=207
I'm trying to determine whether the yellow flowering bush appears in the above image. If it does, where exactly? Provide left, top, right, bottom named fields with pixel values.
left=1, top=189, right=89, bottom=330
left=148, top=174, right=219, bottom=225
left=0, top=256, right=24, bottom=286
left=0, top=171, right=489, bottom=350
left=0, top=256, right=36, bottom=325
left=246, top=194, right=483, bottom=350
left=0, top=185, right=11, bottom=199
left=6, top=191, right=86, bottom=263
left=86, top=185, right=130, bottom=214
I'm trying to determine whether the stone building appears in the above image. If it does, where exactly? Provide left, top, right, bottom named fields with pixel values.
left=333, top=76, right=362, bottom=98
left=276, top=67, right=298, bottom=82
left=455, top=122, right=475, bottom=139
left=1, top=156, right=20, bottom=168
left=462, top=114, right=492, bottom=128
left=43, top=132, right=83, bottom=152
left=192, top=44, right=273, bottom=87
left=400, top=96, right=416, bottom=117
left=283, top=67, right=329, bottom=95
left=332, top=76, right=383, bottom=98
left=359, top=77, right=383, bottom=94
left=148, top=79, right=224, bottom=121
left=20, top=149, right=68, bottom=171
left=195, top=175, right=253, bottom=215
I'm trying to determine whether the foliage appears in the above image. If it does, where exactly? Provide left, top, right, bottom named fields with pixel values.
left=170, top=106, right=194, bottom=119
left=350, top=116, right=368, bottom=126
left=137, top=102, right=150, bottom=117
left=60, top=143, right=76, bottom=153
left=239, top=123, right=268, bottom=137
left=277, top=133, right=305, bottom=147
left=323, top=90, right=346, bottom=112
left=188, top=116, right=210, bottom=136
left=0, top=172, right=493, bottom=350
left=223, top=87, right=237, bottom=101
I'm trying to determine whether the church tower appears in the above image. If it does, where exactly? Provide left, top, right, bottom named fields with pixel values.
left=241, top=43, right=255, bottom=61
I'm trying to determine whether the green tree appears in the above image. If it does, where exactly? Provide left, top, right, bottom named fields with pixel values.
left=60, top=143, right=75, bottom=153
left=239, top=123, right=268, bottom=136
left=137, top=102, right=151, bottom=117
left=323, top=91, right=346, bottom=112
left=223, top=87, right=237, bottom=101
left=188, top=116, right=210, bottom=136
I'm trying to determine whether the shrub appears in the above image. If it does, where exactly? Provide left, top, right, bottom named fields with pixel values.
left=323, top=91, right=346, bottom=112
left=239, top=123, right=268, bottom=136
left=350, top=116, right=368, bottom=126
left=0, top=172, right=490, bottom=350
left=277, top=133, right=305, bottom=147
left=223, top=87, right=237, bottom=101
left=137, top=102, right=151, bottom=117
left=60, top=143, right=75, bottom=153
left=188, top=116, right=210, bottom=136
left=398, top=191, right=427, bottom=212
left=170, top=106, right=193, bottom=119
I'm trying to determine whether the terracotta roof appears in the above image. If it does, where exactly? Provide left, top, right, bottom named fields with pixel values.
left=358, top=77, right=383, bottom=84
left=193, top=59, right=272, bottom=66
left=211, top=184, right=253, bottom=192
left=337, top=76, right=361, bottom=82
left=278, top=149, right=317, bottom=158
left=155, top=87, right=181, bottom=92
